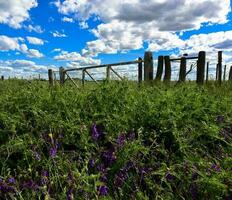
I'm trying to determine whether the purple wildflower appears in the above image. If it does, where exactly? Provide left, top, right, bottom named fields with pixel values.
left=100, top=174, right=108, bottom=183
left=97, top=164, right=107, bottom=173
left=101, top=150, right=116, bottom=167
left=49, top=147, right=57, bottom=158
left=97, top=185, right=108, bottom=196
left=8, top=177, right=16, bottom=184
left=21, top=180, right=39, bottom=191
left=211, top=163, right=221, bottom=172
left=88, top=159, right=95, bottom=168
left=66, top=188, right=73, bottom=200
left=127, top=131, right=136, bottom=141
left=192, top=172, right=198, bottom=181
left=34, top=152, right=41, bottom=161
left=216, top=115, right=225, bottom=123
left=116, top=133, right=127, bottom=146
left=165, top=171, right=174, bottom=182
left=91, top=123, right=103, bottom=140
left=0, top=184, right=16, bottom=193
left=41, top=170, right=49, bottom=186
left=190, top=182, right=198, bottom=200
left=114, top=169, right=128, bottom=188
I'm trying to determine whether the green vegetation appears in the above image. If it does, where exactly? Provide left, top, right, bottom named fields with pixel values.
left=0, top=80, right=232, bottom=199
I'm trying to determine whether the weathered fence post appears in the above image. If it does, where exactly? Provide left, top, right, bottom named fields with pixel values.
left=59, top=67, right=65, bottom=85
left=38, top=74, right=41, bottom=81
left=206, top=62, right=209, bottom=83
left=144, top=51, right=154, bottom=81
left=48, top=69, right=54, bottom=86
left=164, top=56, right=171, bottom=83
left=1, top=76, right=4, bottom=81
left=138, top=57, right=143, bottom=84
left=229, top=66, right=232, bottom=81
left=218, top=51, right=222, bottom=85
left=196, top=51, right=206, bottom=85
left=216, top=64, right=219, bottom=81
left=223, top=65, right=227, bottom=81
left=82, top=70, right=85, bottom=86
left=155, top=56, right=164, bottom=81
left=106, top=65, right=111, bottom=81
left=179, top=57, right=186, bottom=82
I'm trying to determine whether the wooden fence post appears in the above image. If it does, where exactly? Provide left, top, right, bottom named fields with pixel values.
left=48, top=69, right=54, bottom=86
left=1, top=76, right=4, bottom=81
left=144, top=51, right=154, bottom=81
left=218, top=51, right=222, bottom=85
left=59, top=67, right=65, bottom=85
left=229, top=66, right=232, bottom=81
left=196, top=51, right=206, bottom=85
left=206, top=62, right=209, bottom=83
left=138, top=57, right=143, bottom=84
left=179, top=57, right=186, bottom=82
left=155, top=55, right=164, bottom=81
left=223, top=65, right=227, bottom=81
left=82, top=70, right=85, bottom=86
left=164, top=56, right=171, bottom=82
left=106, top=65, right=111, bottom=81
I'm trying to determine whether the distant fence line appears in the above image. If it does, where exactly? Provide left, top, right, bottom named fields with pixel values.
left=1, top=51, right=232, bottom=86
left=46, top=51, right=232, bottom=87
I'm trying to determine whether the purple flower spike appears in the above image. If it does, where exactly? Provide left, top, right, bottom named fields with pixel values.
left=216, top=115, right=225, bottom=123
left=165, top=172, right=174, bottom=182
left=89, top=159, right=95, bottom=168
left=97, top=185, right=108, bottom=196
left=8, top=177, right=16, bottom=184
left=49, top=147, right=57, bottom=158
left=66, top=188, right=73, bottom=200
left=91, top=123, right=103, bottom=140
left=116, top=133, right=127, bottom=146
left=211, top=163, right=221, bottom=172
left=34, top=152, right=41, bottom=161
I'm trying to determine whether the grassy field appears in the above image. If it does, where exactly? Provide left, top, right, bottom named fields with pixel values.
left=0, top=79, right=232, bottom=199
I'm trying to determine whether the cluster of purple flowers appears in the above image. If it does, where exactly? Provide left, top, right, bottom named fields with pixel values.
left=0, top=177, right=16, bottom=194
left=216, top=115, right=225, bottom=124
left=90, top=123, right=138, bottom=196
left=91, top=123, right=104, bottom=140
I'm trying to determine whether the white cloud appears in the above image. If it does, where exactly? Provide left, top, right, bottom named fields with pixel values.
left=0, top=0, right=38, bottom=28
left=52, top=48, right=62, bottom=52
left=54, top=51, right=101, bottom=66
left=55, top=0, right=231, bottom=56
left=27, top=36, right=45, bottom=45
left=0, top=59, right=58, bottom=78
left=51, top=31, right=67, bottom=38
left=62, top=17, right=74, bottom=23
left=27, top=49, right=44, bottom=58
left=0, top=35, right=44, bottom=58
left=0, top=35, right=20, bottom=51
left=25, top=25, right=44, bottom=33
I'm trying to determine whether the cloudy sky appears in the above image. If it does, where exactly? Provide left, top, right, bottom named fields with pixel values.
left=0, top=0, right=232, bottom=79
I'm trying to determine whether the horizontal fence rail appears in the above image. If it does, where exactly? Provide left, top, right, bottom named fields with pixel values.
left=38, top=51, right=232, bottom=87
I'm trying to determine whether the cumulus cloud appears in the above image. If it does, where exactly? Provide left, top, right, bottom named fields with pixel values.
left=0, top=35, right=44, bottom=58
left=55, top=0, right=231, bottom=56
left=27, top=36, right=45, bottom=45
left=25, top=25, right=44, bottom=33
left=54, top=51, right=101, bottom=66
left=0, top=0, right=38, bottom=28
left=51, top=30, right=67, bottom=38
left=0, top=35, right=20, bottom=51
left=62, top=17, right=74, bottom=23
left=0, top=59, right=57, bottom=78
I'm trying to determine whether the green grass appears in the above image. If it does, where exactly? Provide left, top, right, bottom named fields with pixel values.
left=0, top=79, right=232, bottom=199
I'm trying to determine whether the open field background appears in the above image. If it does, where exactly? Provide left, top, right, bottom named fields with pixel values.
left=0, top=80, right=232, bottom=199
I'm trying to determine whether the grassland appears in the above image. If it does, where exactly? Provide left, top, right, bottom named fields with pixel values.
left=0, top=79, right=232, bottom=199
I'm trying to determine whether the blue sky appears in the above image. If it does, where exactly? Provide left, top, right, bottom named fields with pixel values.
left=0, top=0, right=232, bottom=79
